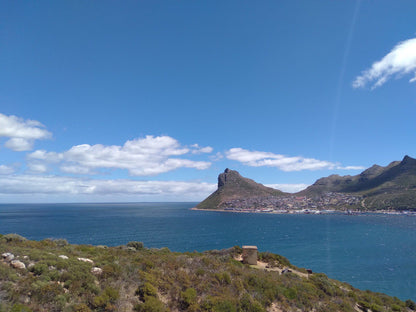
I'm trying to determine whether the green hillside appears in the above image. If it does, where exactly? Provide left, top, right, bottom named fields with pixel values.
left=1, top=234, right=414, bottom=312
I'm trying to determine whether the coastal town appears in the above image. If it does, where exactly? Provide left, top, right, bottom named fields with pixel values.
left=220, top=192, right=363, bottom=214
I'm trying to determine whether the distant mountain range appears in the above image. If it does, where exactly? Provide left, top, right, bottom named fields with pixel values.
left=196, top=155, right=416, bottom=211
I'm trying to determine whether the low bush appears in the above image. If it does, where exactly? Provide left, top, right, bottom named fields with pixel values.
left=136, top=282, right=158, bottom=301
left=92, top=286, right=119, bottom=309
left=127, top=241, right=144, bottom=250
left=2, top=233, right=27, bottom=242
left=134, top=296, right=167, bottom=312
left=180, top=287, right=197, bottom=309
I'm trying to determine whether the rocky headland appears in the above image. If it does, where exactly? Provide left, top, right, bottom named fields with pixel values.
left=195, top=155, right=416, bottom=213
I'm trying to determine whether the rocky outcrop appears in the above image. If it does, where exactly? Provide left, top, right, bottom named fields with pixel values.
left=10, top=260, right=26, bottom=269
left=91, top=267, right=103, bottom=275
left=77, top=257, right=94, bottom=264
left=1, top=252, right=14, bottom=262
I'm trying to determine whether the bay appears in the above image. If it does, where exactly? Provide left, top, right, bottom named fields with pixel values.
left=0, top=202, right=415, bottom=301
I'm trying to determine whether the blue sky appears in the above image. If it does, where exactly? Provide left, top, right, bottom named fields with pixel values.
left=1, top=0, right=415, bottom=202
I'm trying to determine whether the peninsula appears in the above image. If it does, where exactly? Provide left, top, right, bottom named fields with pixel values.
left=195, top=155, right=416, bottom=213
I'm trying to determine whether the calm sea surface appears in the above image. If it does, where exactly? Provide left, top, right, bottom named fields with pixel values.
left=0, top=202, right=415, bottom=301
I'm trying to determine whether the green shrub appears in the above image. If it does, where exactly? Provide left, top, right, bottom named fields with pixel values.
left=391, top=304, right=403, bottom=311
left=93, top=286, right=120, bottom=308
left=232, top=245, right=243, bottom=255
left=201, top=296, right=237, bottom=312
left=10, top=304, right=32, bottom=312
left=239, top=294, right=265, bottom=312
left=73, top=303, right=92, bottom=312
left=283, top=287, right=297, bottom=300
left=310, top=273, right=337, bottom=296
left=32, top=282, right=64, bottom=304
left=101, top=264, right=119, bottom=279
left=3, top=233, right=27, bottom=242
left=370, top=303, right=382, bottom=312
left=134, top=296, right=167, bottom=312
left=357, top=300, right=370, bottom=311
left=406, top=299, right=416, bottom=309
left=31, top=263, right=48, bottom=276
left=212, top=299, right=237, bottom=312
left=258, top=252, right=291, bottom=268
left=0, top=263, right=18, bottom=281
left=215, top=272, right=231, bottom=285
left=52, top=238, right=69, bottom=247
left=136, top=282, right=158, bottom=301
left=195, top=268, right=205, bottom=276
left=127, top=241, right=144, bottom=250
left=180, top=287, right=197, bottom=308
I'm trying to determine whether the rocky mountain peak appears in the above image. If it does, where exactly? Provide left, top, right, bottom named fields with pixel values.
left=218, top=168, right=241, bottom=188
left=401, top=155, right=416, bottom=167
left=197, top=169, right=285, bottom=210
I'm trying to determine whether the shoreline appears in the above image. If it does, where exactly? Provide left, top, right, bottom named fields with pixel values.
left=191, top=207, right=416, bottom=216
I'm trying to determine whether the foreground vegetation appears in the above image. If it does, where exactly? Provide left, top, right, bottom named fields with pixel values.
left=0, top=233, right=415, bottom=312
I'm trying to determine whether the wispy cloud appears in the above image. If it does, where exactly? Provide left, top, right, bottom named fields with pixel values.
left=353, top=37, right=416, bottom=89
left=0, top=113, right=52, bottom=151
left=0, top=174, right=216, bottom=201
left=28, top=135, right=212, bottom=176
left=266, top=183, right=309, bottom=193
left=225, top=148, right=363, bottom=172
left=0, top=165, right=15, bottom=175
left=191, top=144, right=214, bottom=154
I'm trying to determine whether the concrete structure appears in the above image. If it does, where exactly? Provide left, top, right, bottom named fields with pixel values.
left=242, top=245, right=258, bottom=265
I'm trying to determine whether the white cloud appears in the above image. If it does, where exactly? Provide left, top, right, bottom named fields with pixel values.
left=28, top=150, right=63, bottom=162
left=337, top=165, right=365, bottom=170
left=353, top=37, right=416, bottom=89
left=191, top=144, right=214, bottom=154
left=60, top=165, right=95, bottom=175
left=0, top=165, right=14, bottom=175
left=226, top=148, right=362, bottom=172
left=266, top=183, right=310, bottom=193
left=28, top=135, right=212, bottom=176
left=0, top=113, right=52, bottom=151
left=0, top=174, right=216, bottom=201
left=27, top=162, right=48, bottom=173
left=210, top=152, right=224, bottom=161
left=225, top=148, right=338, bottom=171
left=4, top=138, right=35, bottom=151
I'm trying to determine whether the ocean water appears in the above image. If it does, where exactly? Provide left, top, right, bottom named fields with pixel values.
left=0, top=202, right=415, bottom=301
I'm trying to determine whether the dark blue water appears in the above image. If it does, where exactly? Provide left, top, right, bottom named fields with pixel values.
left=0, top=202, right=415, bottom=301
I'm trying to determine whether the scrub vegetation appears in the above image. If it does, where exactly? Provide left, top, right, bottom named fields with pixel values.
left=0, top=233, right=414, bottom=312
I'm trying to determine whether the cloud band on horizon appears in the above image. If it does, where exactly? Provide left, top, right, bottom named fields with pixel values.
left=225, top=148, right=364, bottom=171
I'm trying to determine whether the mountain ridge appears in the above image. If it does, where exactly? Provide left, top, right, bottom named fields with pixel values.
left=196, top=155, right=416, bottom=211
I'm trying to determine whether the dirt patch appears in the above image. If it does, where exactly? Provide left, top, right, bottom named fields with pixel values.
left=234, top=254, right=310, bottom=279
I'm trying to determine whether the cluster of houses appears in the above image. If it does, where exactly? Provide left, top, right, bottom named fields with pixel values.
left=220, top=192, right=362, bottom=213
